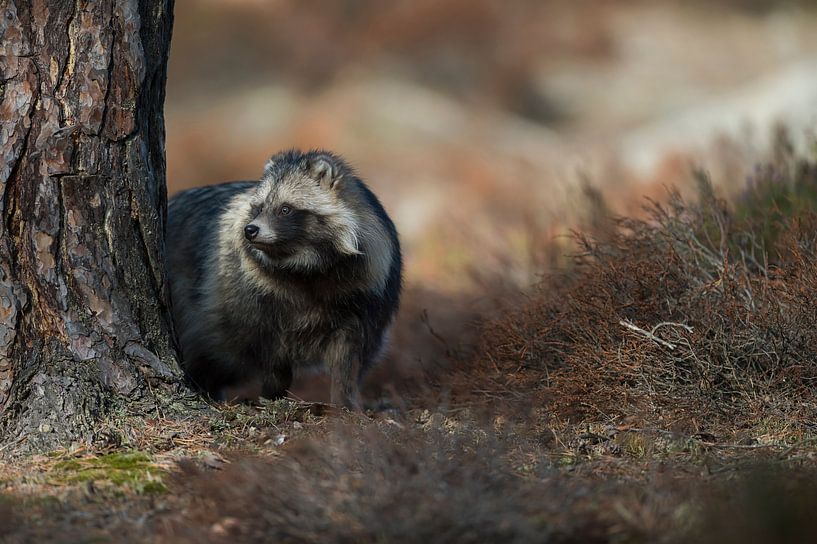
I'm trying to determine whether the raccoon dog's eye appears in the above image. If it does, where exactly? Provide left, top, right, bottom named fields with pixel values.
left=279, top=205, right=292, bottom=216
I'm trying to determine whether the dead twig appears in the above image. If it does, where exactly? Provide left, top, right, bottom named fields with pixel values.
left=619, top=319, right=677, bottom=350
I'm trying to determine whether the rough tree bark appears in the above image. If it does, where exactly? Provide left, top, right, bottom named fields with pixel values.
left=0, top=0, right=197, bottom=451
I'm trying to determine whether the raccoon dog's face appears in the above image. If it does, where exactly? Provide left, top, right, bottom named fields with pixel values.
left=243, top=152, right=361, bottom=270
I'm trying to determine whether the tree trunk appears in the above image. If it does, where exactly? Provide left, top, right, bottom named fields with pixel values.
left=0, top=0, right=196, bottom=452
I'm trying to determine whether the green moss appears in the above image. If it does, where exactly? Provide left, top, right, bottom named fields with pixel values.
left=616, top=432, right=650, bottom=459
left=51, top=452, right=166, bottom=494
left=557, top=451, right=583, bottom=467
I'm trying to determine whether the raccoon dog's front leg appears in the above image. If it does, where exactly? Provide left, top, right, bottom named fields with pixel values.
left=261, top=364, right=293, bottom=400
left=325, top=331, right=362, bottom=410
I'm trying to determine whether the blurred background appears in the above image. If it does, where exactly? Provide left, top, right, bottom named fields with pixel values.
left=165, top=0, right=817, bottom=397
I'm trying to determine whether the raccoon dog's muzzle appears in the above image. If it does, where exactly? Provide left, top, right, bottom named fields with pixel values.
left=244, top=222, right=295, bottom=258
left=244, top=222, right=276, bottom=248
left=244, top=222, right=275, bottom=244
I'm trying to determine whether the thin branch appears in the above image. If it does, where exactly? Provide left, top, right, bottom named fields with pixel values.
left=650, top=321, right=694, bottom=336
left=619, top=319, right=677, bottom=350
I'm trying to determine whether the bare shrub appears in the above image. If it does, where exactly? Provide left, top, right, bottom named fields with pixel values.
left=474, top=151, right=817, bottom=435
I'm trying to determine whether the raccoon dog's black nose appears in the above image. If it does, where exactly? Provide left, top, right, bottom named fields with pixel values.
left=244, top=224, right=259, bottom=241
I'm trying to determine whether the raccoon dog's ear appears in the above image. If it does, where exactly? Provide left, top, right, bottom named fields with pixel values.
left=305, top=155, right=341, bottom=189
left=263, top=155, right=280, bottom=176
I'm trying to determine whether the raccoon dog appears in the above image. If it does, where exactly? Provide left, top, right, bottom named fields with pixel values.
left=166, top=150, right=402, bottom=409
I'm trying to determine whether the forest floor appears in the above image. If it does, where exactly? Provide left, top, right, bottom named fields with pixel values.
left=3, top=140, right=817, bottom=543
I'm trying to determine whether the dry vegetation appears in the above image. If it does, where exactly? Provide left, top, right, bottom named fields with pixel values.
left=475, top=157, right=817, bottom=433
left=0, top=137, right=816, bottom=543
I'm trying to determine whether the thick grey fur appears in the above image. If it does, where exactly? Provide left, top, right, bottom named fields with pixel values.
left=166, top=149, right=402, bottom=408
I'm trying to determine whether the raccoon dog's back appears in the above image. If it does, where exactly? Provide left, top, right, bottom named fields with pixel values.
left=166, top=150, right=402, bottom=408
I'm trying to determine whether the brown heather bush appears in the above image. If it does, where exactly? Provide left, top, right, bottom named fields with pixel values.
left=153, top=424, right=817, bottom=544
left=476, top=150, right=817, bottom=435
left=158, top=422, right=694, bottom=544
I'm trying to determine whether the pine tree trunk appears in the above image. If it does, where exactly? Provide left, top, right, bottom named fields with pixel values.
left=0, top=0, right=197, bottom=452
